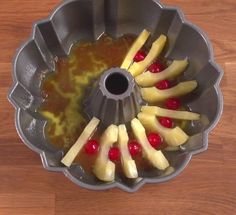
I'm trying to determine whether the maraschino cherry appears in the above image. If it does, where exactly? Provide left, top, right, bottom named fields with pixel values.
left=165, top=98, right=181, bottom=110
left=108, top=147, right=121, bottom=161
left=134, top=50, right=147, bottom=62
left=128, top=140, right=141, bottom=156
left=148, top=62, right=165, bottom=73
left=159, top=117, right=174, bottom=128
left=155, top=80, right=171, bottom=90
left=84, top=139, right=99, bottom=154
left=147, top=133, right=163, bottom=148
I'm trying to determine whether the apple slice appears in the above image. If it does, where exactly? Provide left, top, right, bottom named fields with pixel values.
left=138, top=112, right=189, bottom=146
left=128, top=35, right=167, bottom=77
left=141, top=106, right=200, bottom=120
left=141, top=80, right=197, bottom=103
left=131, top=118, right=169, bottom=170
left=135, top=59, right=188, bottom=87
left=118, top=125, right=138, bottom=178
left=121, top=29, right=150, bottom=70
left=93, top=125, right=118, bottom=182
left=61, top=117, right=100, bottom=167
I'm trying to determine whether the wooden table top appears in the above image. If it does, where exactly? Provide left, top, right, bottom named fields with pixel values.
left=0, top=0, right=235, bottom=214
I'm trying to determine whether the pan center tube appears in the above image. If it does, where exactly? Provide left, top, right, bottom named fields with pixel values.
left=105, top=72, right=129, bottom=95
left=84, top=68, right=144, bottom=128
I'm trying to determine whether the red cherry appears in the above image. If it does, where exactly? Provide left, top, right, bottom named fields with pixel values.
left=159, top=117, right=174, bottom=128
left=165, top=98, right=181, bottom=110
left=84, top=139, right=99, bottom=154
left=148, top=62, right=165, bottom=73
left=128, top=140, right=141, bottom=156
left=108, top=147, right=120, bottom=161
left=147, top=133, right=163, bottom=148
left=134, top=50, right=146, bottom=62
left=155, top=80, right=171, bottom=90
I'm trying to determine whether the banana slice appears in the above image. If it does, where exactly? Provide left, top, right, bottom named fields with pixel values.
left=121, top=29, right=150, bottom=70
left=141, top=80, right=197, bottom=103
left=93, top=125, right=118, bottom=182
left=141, top=106, right=200, bottom=120
left=135, top=59, right=188, bottom=87
left=131, top=118, right=169, bottom=170
left=128, top=35, right=167, bottom=77
left=118, top=125, right=138, bottom=178
left=61, top=117, right=100, bottom=167
left=138, top=112, right=188, bottom=146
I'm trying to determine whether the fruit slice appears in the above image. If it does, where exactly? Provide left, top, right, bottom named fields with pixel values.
left=131, top=118, right=169, bottom=170
left=128, top=35, right=167, bottom=77
left=61, top=117, right=100, bottom=167
left=118, top=125, right=138, bottom=178
left=141, top=106, right=200, bottom=120
left=135, top=59, right=188, bottom=87
left=138, top=112, right=189, bottom=146
left=141, top=80, right=197, bottom=103
left=121, top=29, right=150, bottom=70
left=165, top=146, right=180, bottom=151
left=93, top=125, right=118, bottom=182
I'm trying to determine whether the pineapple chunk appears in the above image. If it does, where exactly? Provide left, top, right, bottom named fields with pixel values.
left=118, top=125, right=138, bottom=178
left=128, top=35, right=167, bottom=77
left=135, top=59, right=188, bottom=87
left=93, top=125, right=118, bottom=182
left=131, top=118, right=169, bottom=170
left=138, top=112, right=189, bottom=146
left=141, top=106, right=200, bottom=120
left=141, top=80, right=197, bottom=103
left=61, top=117, right=100, bottom=167
left=121, top=29, right=150, bottom=70
left=165, top=146, right=180, bottom=151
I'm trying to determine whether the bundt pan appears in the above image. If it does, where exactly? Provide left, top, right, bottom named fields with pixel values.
left=8, top=0, right=223, bottom=192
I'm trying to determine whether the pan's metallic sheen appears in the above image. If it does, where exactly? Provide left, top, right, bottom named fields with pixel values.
left=8, top=0, right=223, bottom=192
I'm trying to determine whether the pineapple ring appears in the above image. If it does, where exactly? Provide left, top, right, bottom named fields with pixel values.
left=141, top=80, right=198, bottom=103
left=118, top=125, right=138, bottom=178
left=141, top=106, right=200, bottom=121
left=61, top=117, right=100, bottom=167
left=135, top=59, right=188, bottom=87
left=138, top=112, right=189, bottom=146
left=93, top=125, right=118, bottom=182
left=131, top=118, right=169, bottom=170
left=121, top=29, right=150, bottom=70
left=128, top=35, right=167, bottom=77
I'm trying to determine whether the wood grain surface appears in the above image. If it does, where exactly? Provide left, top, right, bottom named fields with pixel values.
left=0, top=0, right=235, bottom=214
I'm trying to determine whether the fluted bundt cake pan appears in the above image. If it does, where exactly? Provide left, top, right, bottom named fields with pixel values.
left=8, top=0, right=223, bottom=192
